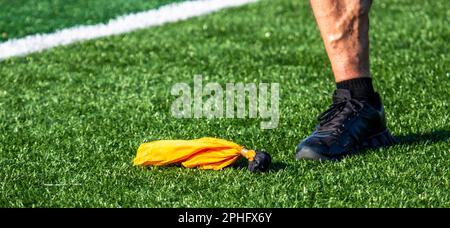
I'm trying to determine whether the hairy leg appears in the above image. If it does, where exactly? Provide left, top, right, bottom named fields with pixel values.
left=310, top=0, right=372, bottom=82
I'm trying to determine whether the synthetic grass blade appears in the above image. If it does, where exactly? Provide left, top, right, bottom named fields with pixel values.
left=134, top=137, right=271, bottom=172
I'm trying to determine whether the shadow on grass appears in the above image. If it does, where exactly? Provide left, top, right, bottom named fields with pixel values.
left=394, top=130, right=450, bottom=145
left=234, top=159, right=287, bottom=172
left=266, top=161, right=288, bottom=172
left=331, top=130, right=450, bottom=161
left=139, top=158, right=288, bottom=172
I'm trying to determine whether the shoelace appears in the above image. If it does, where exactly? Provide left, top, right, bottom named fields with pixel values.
left=317, top=97, right=364, bottom=133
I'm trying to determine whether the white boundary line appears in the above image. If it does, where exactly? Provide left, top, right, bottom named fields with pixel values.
left=0, top=0, right=257, bottom=61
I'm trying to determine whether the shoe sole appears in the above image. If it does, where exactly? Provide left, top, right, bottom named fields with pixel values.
left=297, top=129, right=397, bottom=161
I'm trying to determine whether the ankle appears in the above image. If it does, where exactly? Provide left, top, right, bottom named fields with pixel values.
left=336, top=77, right=381, bottom=109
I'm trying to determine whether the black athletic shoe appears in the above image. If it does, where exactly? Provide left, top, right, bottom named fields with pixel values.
left=296, top=89, right=396, bottom=161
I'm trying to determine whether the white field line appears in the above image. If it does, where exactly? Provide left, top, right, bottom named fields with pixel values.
left=0, top=0, right=257, bottom=61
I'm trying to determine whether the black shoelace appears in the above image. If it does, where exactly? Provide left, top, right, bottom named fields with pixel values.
left=317, top=97, right=364, bottom=133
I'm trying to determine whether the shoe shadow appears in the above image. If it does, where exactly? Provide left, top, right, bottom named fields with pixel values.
left=394, top=130, right=450, bottom=145
left=340, top=130, right=450, bottom=161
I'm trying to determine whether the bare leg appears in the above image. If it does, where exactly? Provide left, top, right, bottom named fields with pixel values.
left=310, top=0, right=372, bottom=82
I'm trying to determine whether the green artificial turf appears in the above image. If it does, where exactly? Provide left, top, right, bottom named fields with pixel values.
left=0, top=0, right=184, bottom=41
left=0, top=0, right=449, bottom=207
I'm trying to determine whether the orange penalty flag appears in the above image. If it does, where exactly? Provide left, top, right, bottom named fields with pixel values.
left=133, top=137, right=271, bottom=172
